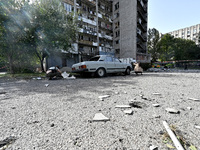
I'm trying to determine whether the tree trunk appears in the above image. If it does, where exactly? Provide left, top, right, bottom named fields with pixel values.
left=8, top=55, right=14, bottom=74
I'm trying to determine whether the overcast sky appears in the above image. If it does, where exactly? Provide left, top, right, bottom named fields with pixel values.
left=148, top=0, right=200, bottom=34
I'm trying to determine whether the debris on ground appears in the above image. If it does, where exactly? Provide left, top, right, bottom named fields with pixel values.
left=98, top=95, right=110, bottom=101
left=129, top=101, right=147, bottom=108
left=45, top=84, right=49, bottom=87
left=152, top=103, right=160, bottom=107
left=37, top=77, right=42, bottom=80
left=188, top=98, right=200, bottom=101
left=152, top=114, right=161, bottom=118
left=187, top=107, right=192, bottom=110
left=115, top=105, right=131, bottom=108
left=194, top=125, right=200, bottom=129
left=165, top=108, right=180, bottom=114
left=152, top=93, right=161, bottom=95
left=92, top=113, right=110, bottom=122
left=123, top=109, right=133, bottom=115
left=149, top=145, right=158, bottom=150
left=61, top=72, right=76, bottom=79
left=0, top=136, right=17, bottom=149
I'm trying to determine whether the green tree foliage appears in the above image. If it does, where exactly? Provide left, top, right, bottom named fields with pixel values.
left=0, top=0, right=36, bottom=73
left=147, top=28, right=161, bottom=62
left=0, top=0, right=78, bottom=73
left=158, top=34, right=175, bottom=61
left=29, top=0, right=78, bottom=72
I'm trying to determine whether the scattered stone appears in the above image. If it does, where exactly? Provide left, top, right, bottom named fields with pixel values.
left=50, top=123, right=55, bottom=127
left=152, top=103, right=160, bottom=107
left=124, top=109, right=133, bottom=115
left=149, top=145, right=158, bottom=150
left=115, top=105, right=131, bottom=108
left=124, top=91, right=127, bottom=94
left=188, top=98, right=200, bottom=101
left=37, top=77, right=42, bottom=80
left=114, top=92, right=119, bottom=94
left=129, top=101, right=146, bottom=108
left=0, top=136, right=17, bottom=148
left=152, top=114, right=161, bottom=118
left=93, top=113, right=110, bottom=122
left=152, top=93, right=161, bottom=95
left=195, top=125, right=200, bottom=129
left=45, top=84, right=49, bottom=87
left=165, top=108, right=180, bottom=114
left=187, top=107, right=192, bottom=110
left=98, top=95, right=110, bottom=101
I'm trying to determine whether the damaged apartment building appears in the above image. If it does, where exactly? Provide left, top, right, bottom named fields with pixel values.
left=47, top=0, right=150, bottom=68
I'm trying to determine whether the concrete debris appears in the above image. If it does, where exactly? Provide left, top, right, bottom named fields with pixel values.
left=45, top=84, right=49, bottom=87
left=124, top=91, right=127, bottom=94
left=93, top=113, right=110, bottom=122
left=98, top=95, right=110, bottom=100
left=195, top=125, right=200, bottom=129
left=152, top=93, right=161, bottom=95
left=62, top=72, right=76, bottom=79
left=165, top=108, right=180, bottom=114
left=0, top=136, right=17, bottom=149
left=152, top=114, right=161, bottom=118
left=114, top=92, right=119, bottom=95
left=149, top=145, right=158, bottom=150
left=188, top=98, right=200, bottom=101
left=152, top=103, right=160, bottom=107
left=37, top=77, right=42, bottom=80
left=124, top=109, right=133, bottom=115
left=115, top=105, right=131, bottom=108
left=129, top=101, right=146, bottom=108
left=187, top=107, right=192, bottom=110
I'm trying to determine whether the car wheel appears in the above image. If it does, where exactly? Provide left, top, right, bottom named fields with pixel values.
left=96, top=68, right=106, bottom=77
left=125, top=67, right=131, bottom=75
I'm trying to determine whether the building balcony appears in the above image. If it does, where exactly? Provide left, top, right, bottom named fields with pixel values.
left=78, top=40, right=93, bottom=46
left=78, top=16, right=97, bottom=26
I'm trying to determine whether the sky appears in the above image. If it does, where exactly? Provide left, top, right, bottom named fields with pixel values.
left=148, top=0, right=200, bottom=34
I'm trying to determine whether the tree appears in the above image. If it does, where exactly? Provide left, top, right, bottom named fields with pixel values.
left=28, top=0, right=78, bottom=72
left=158, top=34, right=175, bottom=61
left=0, top=0, right=35, bottom=73
left=147, top=28, right=161, bottom=62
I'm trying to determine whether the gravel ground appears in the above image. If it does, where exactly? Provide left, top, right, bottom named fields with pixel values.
left=0, top=72, right=200, bottom=150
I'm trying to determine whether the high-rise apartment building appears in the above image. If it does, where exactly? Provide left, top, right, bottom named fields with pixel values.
left=62, top=0, right=149, bottom=64
left=168, top=24, right=200, bottom=46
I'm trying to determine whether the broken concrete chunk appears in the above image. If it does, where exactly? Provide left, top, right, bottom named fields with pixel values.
left=129, top=101, right=146, bottom=108
left=195, top=125, right=200, bottom=129
left=45, top=84, right=49, bottom=87
left=98, top=95, right=110, bottom=100
left=152, top=93, right=161, bottom=95
left=187, top=107, right=192, bottom=110
left=124, top=91, right=127, bottom=94
left=124, top=109, right=133, bottom=115
left=149, top=145, right=158, bottom=150
left=114, top=92, right=119, bottom=95
left=188, top=98, right=200, bottom=101
left=152, top=114, right=161, bottom=118
left=152, top=103, right=160, bottom=107
left=165, top=108, right=180, bottom=114
left=93, top=113, right=110, bottom=122
left=115, top=105, right=131, bottom=108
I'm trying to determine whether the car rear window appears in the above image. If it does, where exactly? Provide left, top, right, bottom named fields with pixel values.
left=89, top=56, right=100, bottom=61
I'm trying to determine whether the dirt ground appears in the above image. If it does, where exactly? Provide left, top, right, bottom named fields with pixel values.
left=0, top=72, right=200, bottom=150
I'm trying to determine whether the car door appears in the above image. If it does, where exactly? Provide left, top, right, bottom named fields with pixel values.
left=104, top=56, right=116, bottom=73
left=114, top=58, right=125, bottom=72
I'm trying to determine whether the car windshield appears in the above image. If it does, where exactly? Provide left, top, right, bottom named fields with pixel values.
left=89, top=56, right=100, bottom=61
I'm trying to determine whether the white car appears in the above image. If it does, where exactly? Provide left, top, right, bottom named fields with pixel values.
left=72, top=55, right=132, bottom=77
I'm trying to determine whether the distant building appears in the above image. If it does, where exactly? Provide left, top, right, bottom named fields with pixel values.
left=47, top=0, right=150, bottom=69
left=167, top=24, right=200, bottom=46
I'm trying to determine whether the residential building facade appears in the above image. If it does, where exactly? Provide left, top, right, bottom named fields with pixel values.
left=47, top=0, right=149, bottom=68
left=168, top=24, right=200, bottom=46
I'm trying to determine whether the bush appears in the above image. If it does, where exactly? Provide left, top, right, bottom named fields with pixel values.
left=140, top=63, right=152, bottom=71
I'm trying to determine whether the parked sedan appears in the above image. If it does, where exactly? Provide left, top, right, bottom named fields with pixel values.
left=72, top=55, right=132, bottom=77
